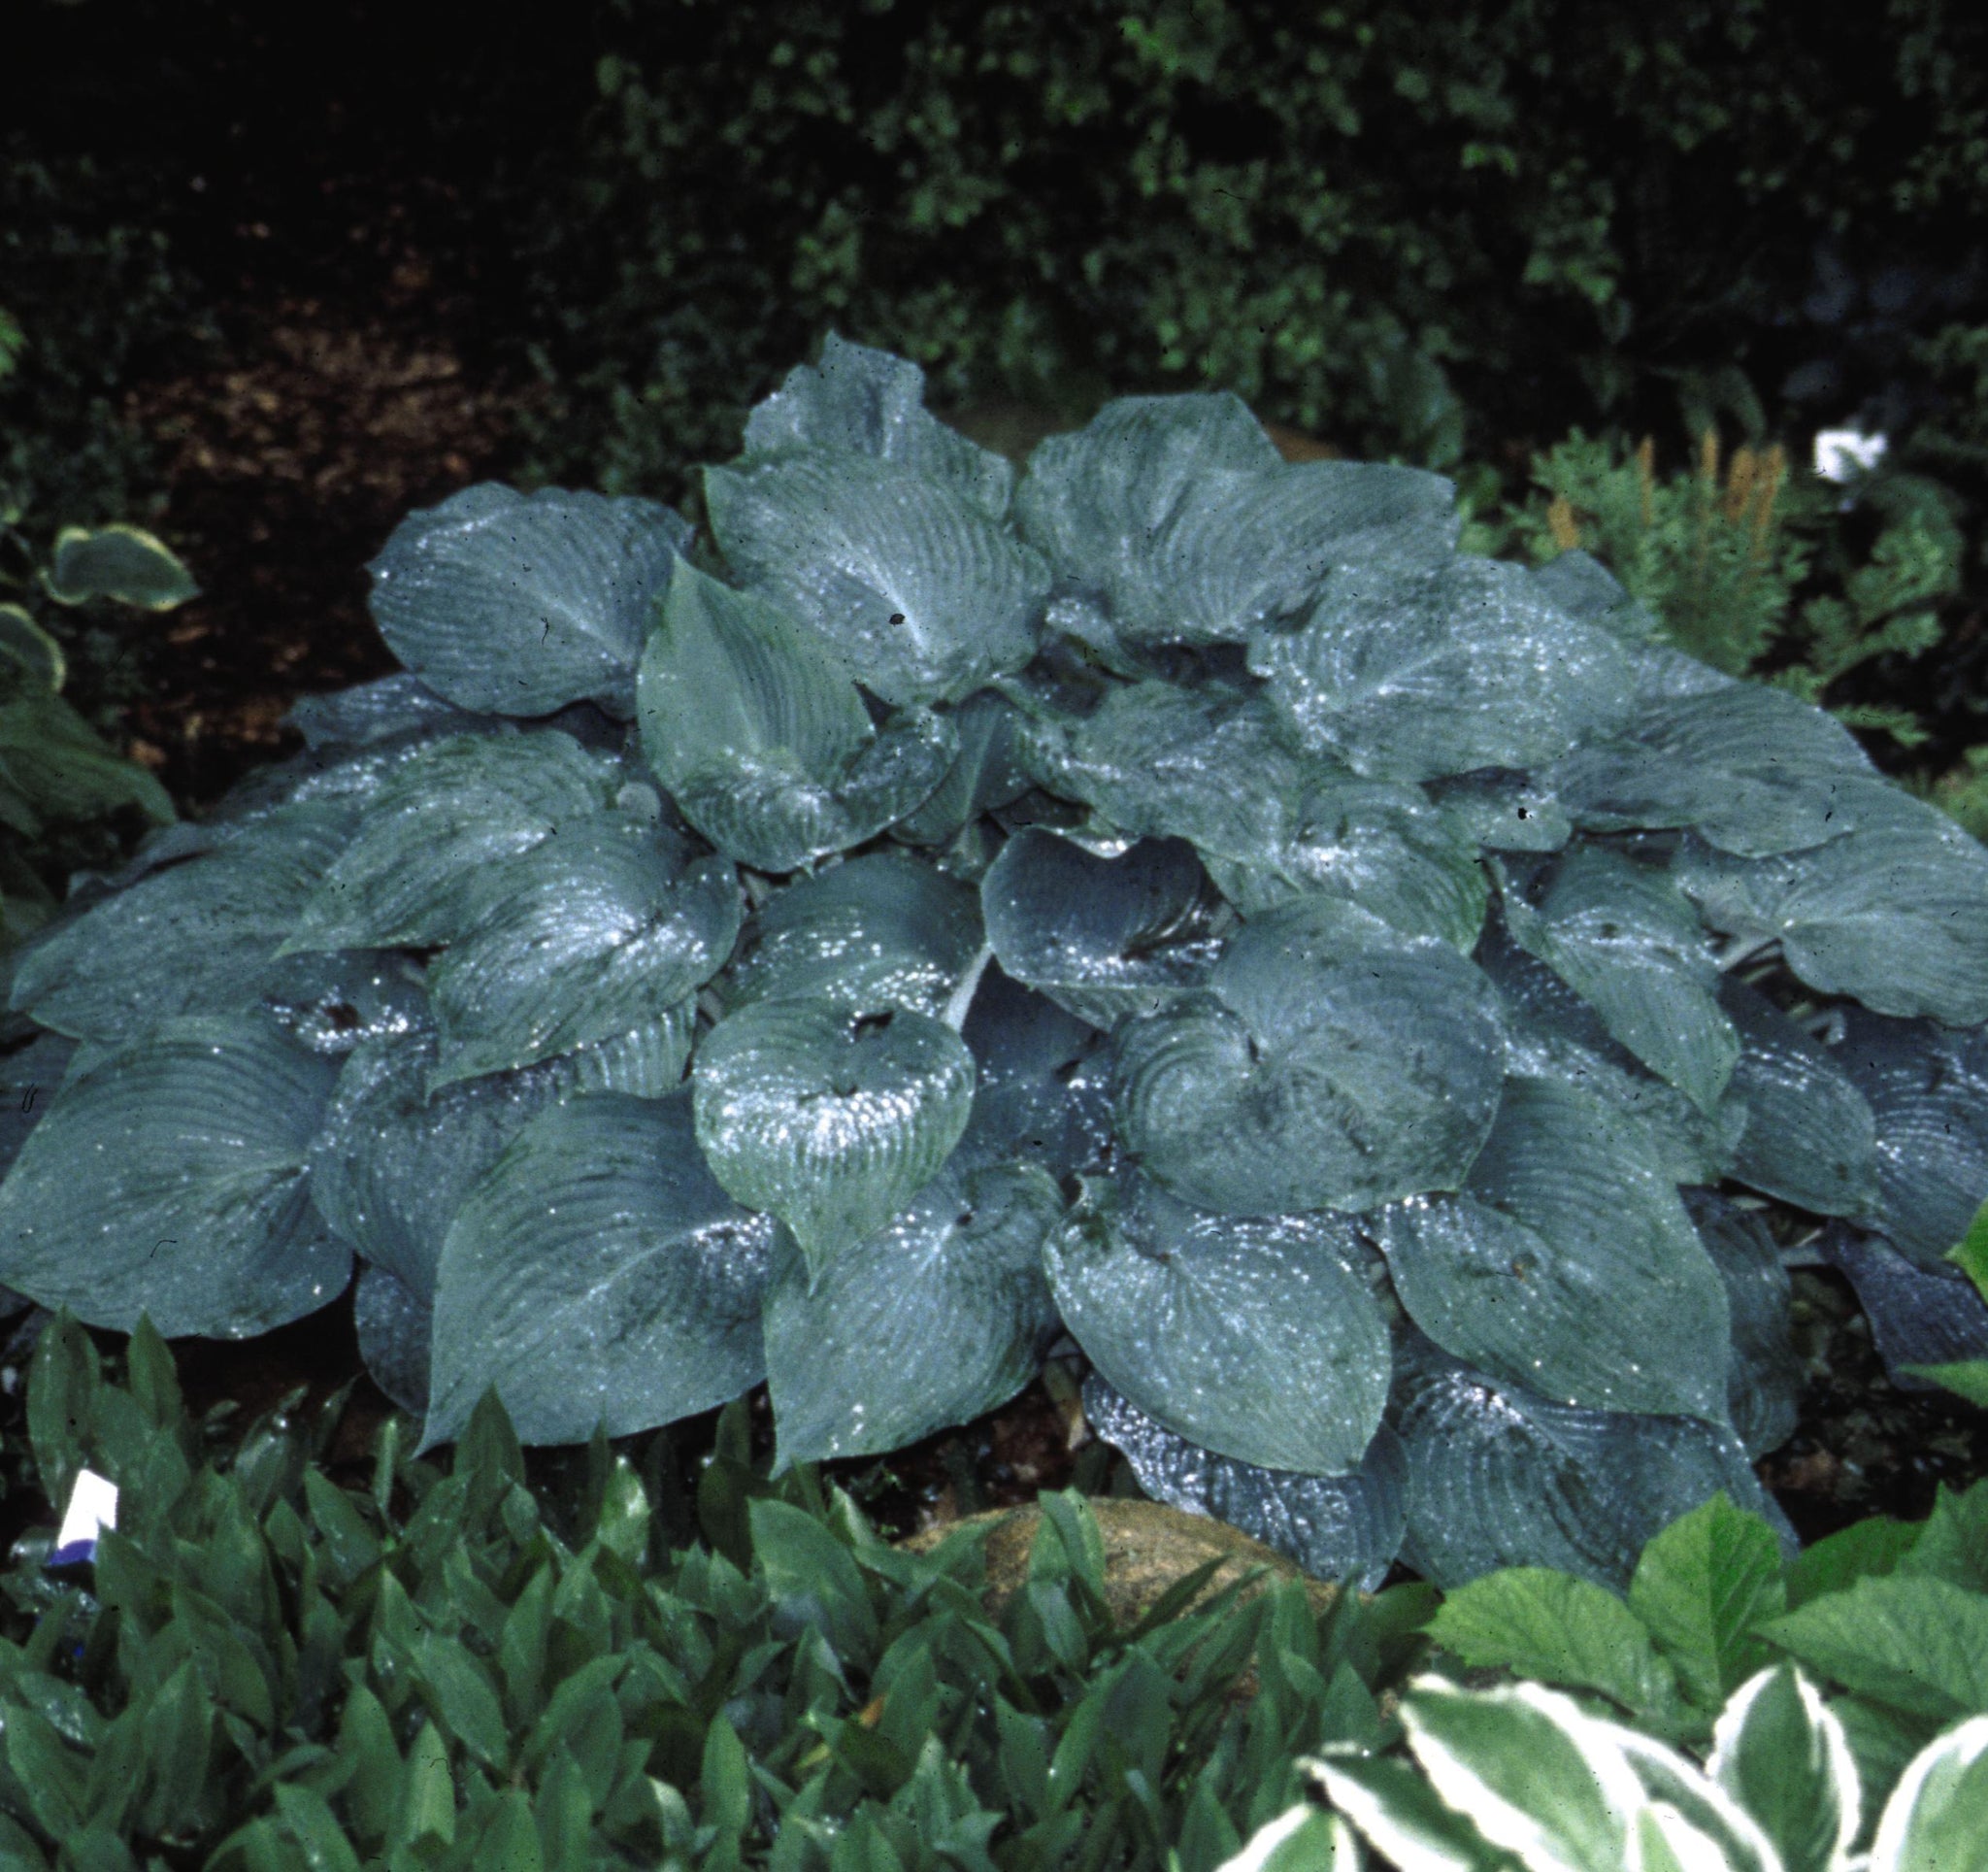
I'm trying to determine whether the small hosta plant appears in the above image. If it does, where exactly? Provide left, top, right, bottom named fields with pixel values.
left=3, top=334, right=1988, bottom=1595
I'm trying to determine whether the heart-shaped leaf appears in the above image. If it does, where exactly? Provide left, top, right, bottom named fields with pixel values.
left=693, top=995, right=976, bottom=1271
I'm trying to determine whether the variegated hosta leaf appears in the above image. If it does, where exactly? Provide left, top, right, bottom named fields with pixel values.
left=427, top=820, right=738, bottom=1089
left=1112, top=895, right=1506, bottom=1216
left=954, top=966, right=1114, bottom=1183
left=1680, top=1188, right=1805, bottom=1459
left=637, top=563, right=957, bottom=872
left=0, top=1017, right=347, bottom=1337
left=1249, top=555, right=1638, bottom=784
left=1541, top=683, right=1879, bottom=859
left=693, top=994, right=976, bottom=1272
left=979, top=828, right=1226, bottom=1029
left=763, top=1158, right=1065, bottom=1469
left=1082, top=1374, right=1408, bottom=1590
left=1816, top=1221, right=1988, bottom=1390
left=282, top=672, right=501, bottom=750
left=352, top=1260, right=432, bottom=1417
left=1429, top=767, right=1574, bottom=854
left=1867, top=1713, right=1988, bottom=1870
left=1673, top=779, right=1988, bottom=1027
left=1714, top=972, right=1881, bottom=1220
left=891, top=686, right=1032, bottom=847
left=420, top=1089, right=777, bottom=1453
left=1013, top=391, right=1455, bottom=652
left=702, top=450, right=1049, bottom=708
left=721, top=851, right=981, bottom=1020
left=8, top=798, right=362, bottom=1048
left=1046, top=1172, right=1394, bottom=1474
left=1374, top=1074, right=1735, bottom=1424
left=1706, top=1662, right=1864, bottom=1872
left=741, top=331, right=1015, bottom=519
left=366, top=483, right=688, bottom=718
left=1389, top=1327, right=1797, bottom=1593
left=1495, top=844, right=1740, bottom=1115
left=280, top=731, right=621, bottom=953
left=1825, top=1005, right=1988, bottom=1269
left=45, top=522, right=200, bottom=610
left=310, top=1022, right=580, bottom=1300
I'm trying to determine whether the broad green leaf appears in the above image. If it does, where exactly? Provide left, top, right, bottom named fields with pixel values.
left=1375, top=1075, right=1735, bottom=1424
left=764, top=1159, right=1062, bottom=1468
left=410, top=1630, right=510, bottom=1772
left=428, top=822, right=735, bottom=1087
left=419, top=1090, right=776, bottom=1453
left=1495, top=845, right=1739, bottom=1114
left=1706, top=1664, right=1862, bottom=1872
left=1014, top=391, right=1455, bottom=652
left=1113, top=894, right=1505, bottom=1216
left=45, top=523, right=199, bottom=609
left=1541, top=684, right=1879, bottom=859
left=1426, top=1568, right=1685, bottom=1727
left=1898, top=1479, right=1988, bottom=1596
left=1783, top=1517, right=1922, bottom=1613
left=980, top=828, right=1225, bottom=1029
left=280, top=731, right=620, bottom=953
left=703, top=449, right=1049, bottom=708
left=1714, top=974, right=1881, bottom=1219
left=1046, top=1174, right=1392, bottom=1475
left=693, top=994, right=975, bottom=1272
left=0, top=688, right=176, bottom=833
left=1396, top=1675, right=1644, bottom=1872
left=1627, top=1492, right=1787, bottom=1712
left=1391, top=1330, right=1793, bottom=1594
left=1082, top=1374, right=1408, bottom=1590
left=637, top=562, right=956, bottom=871
left=1757, top=1575, right=1988, bottom=1726
left=1251, top=556, right=1636, bottom=785
left=366, top=483, right=687, bottom=718
left=747, top=1496, right=880, bottom=1662
left=0, top=1016, right=347, bottom=1336
left=743, top=331, right=1014, bottom=519
left=1673, top=779, right=1988, bottom=1027
left=1867, top=1713, right=1988, bottom=1872
left=721, top=851, right=980, bottom=1020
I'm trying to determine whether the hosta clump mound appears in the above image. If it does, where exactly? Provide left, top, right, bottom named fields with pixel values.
left=5, top=334, right=1988, bottom=1597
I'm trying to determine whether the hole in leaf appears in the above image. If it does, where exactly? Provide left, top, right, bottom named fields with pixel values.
left=324, top=1001, right=362, bottom=1032
left=850, top=1010, right=895, bottom=1042
left=955, top=1211, right=976, bottom=1229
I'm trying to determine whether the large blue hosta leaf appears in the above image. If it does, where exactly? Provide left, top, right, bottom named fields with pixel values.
left=1815, top=1220, right=1988, bottom=1392
left=9, top=799, right=362, bottom=1047
left=762, top=1157, right=1064, bottom=1469
left=366, top=484, right=689, bottom=719
left=979, top=829, right=1226, bottom=1029
left=1388, top=1328, right=1798, bottom=1594
left=0, top=1030, right=78, bottom=1180
left=1528, top=549, right=1664, bottom=650
left=891, top=688, right=1033, bottom=847
left=419, top=1090, right=777, bottom=1453
left=1013, top=392, right=1455, bottom=653
left=637, top=563, right=956, bottom=872
left=1044, top=1171, right=1394, bottom=1474
left=427, top=819, right=737, bottom=1090
left=352, top=1261, right=431, bottom=1418
left=1494, top=844, right=1740, bottom=1115
left=1673, top=780, right=1988, bottom=1027
left=309, top=1023, right=578, bottom=1300
left=702, top=448, right=1050, bottom=709
left=1829, top=1006, right=1988, bottom=1269
left=742, top=331, right=1015, bottom=520
left=721, top=852, right=981, bottom=1020
left=1015, top=679, right=1488, bottom=946
left=1681, top=1188, right=1804, bottom=1458
left=282, top=672, right=504, bottom=750
left=1428, top=768, right=1574, bottom=854
left=1082, top=1374, right=1408, bottom=1591
left=953, top=966, right=1114, bottom=1183
left=1250, top=555, right=1637, bottom=784
left=0, top=1016, right=347, bottom=1336
left=280, top=731, right=622, bottom=953
left=1113, top=895, right=1506, bottom=1216
left=1540, top=683, right=1879, bottom=859
left=1372, top=1074, right=1735, bottom=1424
left=693, top=994, right=976, bottom=1273
left=1713, top=973, right=1881, bottom=1220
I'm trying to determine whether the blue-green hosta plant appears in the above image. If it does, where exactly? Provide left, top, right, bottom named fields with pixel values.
left=3, top=334, right=1987, bottom=1596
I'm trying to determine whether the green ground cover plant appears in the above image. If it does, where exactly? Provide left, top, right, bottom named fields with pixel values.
left=3, top=335, right=1986, bottom=1610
